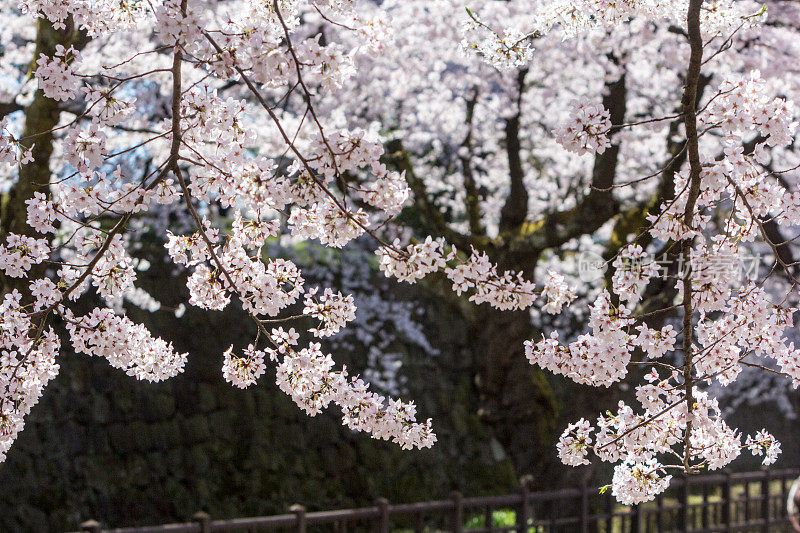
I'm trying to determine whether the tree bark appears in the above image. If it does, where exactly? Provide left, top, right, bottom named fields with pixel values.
left=469, top=305, right=558, bottom=485
left=0, top=18, right=82, bottom=297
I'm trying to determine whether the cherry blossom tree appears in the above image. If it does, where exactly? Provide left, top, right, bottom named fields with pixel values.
left=1, top=0, right=800, bottom=504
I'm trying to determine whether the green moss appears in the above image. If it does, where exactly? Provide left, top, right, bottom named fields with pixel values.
left=196, top=384, right=217, bottom=412
left=182, top=415, right=211, bottom=443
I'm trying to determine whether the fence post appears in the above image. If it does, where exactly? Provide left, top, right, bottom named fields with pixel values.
left=192, top=511, right=211, bottom=533
left=375, top=497, right=389, bottom=533
left=630, top=504, right=642, bottom=533
left=517, top=485, right=529, bottom=533
left=450, top=491, right=463, bottom=533
left=761, top=468, right=770, bottom=533
left=80, top=520, right=101, bottom=533
left=745, top=479, right=753, bottom=526
left=291, top=504, right=307, bottom=533
left=781, top=472, right=789, bottom=519
left=679, top=474, right=690, bottom=533
left=414, top=511, right=425, bottom=533
left=580, top=480, right=589, bottom=533
left=723, top=471, right=732, bottom=532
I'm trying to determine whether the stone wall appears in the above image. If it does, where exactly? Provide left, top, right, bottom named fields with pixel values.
left=0, top=263, right=514, bottom=531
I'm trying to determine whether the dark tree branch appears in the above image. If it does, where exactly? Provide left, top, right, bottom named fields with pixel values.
left=0, top=101, right=23, bottom=119
left=735, top=135, right=799, bottom=278
left=502, top=67, right=627, bottom=255
left=499, top=69, right=529, bottom=233
left=679, top=0, right=705, bottom=472
left=634, top=74, right=711, bottom=323
left=461, top=87, right=485, bottom=236
left=760, top=217, right=800, bottom=277
left=384, top=138, right=475, bottom=250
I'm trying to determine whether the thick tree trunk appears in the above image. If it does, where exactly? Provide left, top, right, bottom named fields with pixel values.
left=469, top=304, right=625, bottom=488
left=468, top=305, right=560, bottom=485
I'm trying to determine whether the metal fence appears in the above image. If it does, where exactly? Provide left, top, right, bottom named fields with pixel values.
left=75, top=467, right=800, bottom=533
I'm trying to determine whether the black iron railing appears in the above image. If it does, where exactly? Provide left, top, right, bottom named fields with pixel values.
left=74, top=467, right=800, bottom=533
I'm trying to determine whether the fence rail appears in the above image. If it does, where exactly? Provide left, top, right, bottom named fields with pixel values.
left=74, top=467, right=800, bottom=533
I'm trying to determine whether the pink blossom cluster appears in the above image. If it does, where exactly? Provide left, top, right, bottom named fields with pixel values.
left=35, top=44, right=82, bottom=102
left=303, top=288, right=357, bottom=337
left=0, top=120, right=33, bottom=167
left=541, top=270, right=577, bottom=314
left=556, top=372, right=779, bottom=504
left=445, top=249, right=536, bottom=310
left=0, top=291, right=60, bottom=463
left=65, top=308, right=187, bottom=382
left=460, top=15, right=534, bottom=72
left=525, top=292, right=633, bottom=386
left=612, top=244, right=660, bottom=305
left=222, top=345, right=267, bottom=389
left=378, top=237, right=452, bottom=283
left=0, top=234, right=49, bottom=278
left=276, top=342, right=436, bottom=449
left=702, top=71, right=797, bottom=147
left=554, top=98, right=612, bottom=156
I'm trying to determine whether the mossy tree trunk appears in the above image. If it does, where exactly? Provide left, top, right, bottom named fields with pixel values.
left=0, top=18, right=84, bottom=297
left=469, top=305, right=558, bottom=485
